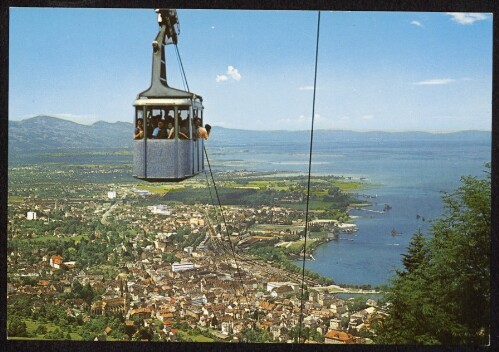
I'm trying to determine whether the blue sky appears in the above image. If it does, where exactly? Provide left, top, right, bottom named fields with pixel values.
left=9, top=8, right=492, bottom=131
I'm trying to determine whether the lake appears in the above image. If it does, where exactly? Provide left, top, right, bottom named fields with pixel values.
left=208, top=130, right=491, bottom=286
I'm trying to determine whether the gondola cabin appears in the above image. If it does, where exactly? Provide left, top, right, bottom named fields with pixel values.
left=133, top=9, right=205, bottom=182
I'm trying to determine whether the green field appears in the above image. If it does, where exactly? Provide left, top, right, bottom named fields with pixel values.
left=29, top=234, right=89, bottom=244
left=245, top=180, right=289, bottom=190
left=135, top=184, right=185, bottom=195
left=21, top=318, right=83, bottom=340
left=39, top=151, right=133, bottom=157
left=285, top=239, right=306, bottom=252
left=178, top=330, right=216, bottom=342
left=332, top=180, right=366, bottom=191
left=250, top=224, right=304, bottom=232
left=8, top=196, right=24, bottom=203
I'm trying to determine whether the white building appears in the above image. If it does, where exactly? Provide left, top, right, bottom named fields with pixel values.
left=107, top=191, right=117, bottom=199
left=330, top=318, right=341, bottom=330
left=337, top=223, right=358, bottom=233
left=26, top=211, right=37, bottom=220
left=171, top=262, right=195, bottom=272
left=135, top=189, right=151, bottom=196
left=149, top=204, right=171, bottom=215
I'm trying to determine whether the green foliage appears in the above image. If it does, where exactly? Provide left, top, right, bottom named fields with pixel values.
left=347, top=296, right=369, bottom=312
left=80, top=316, right=126, bottom=341
left=183, top=230, right=205, bottom=249
left=375, top=167, right=490, bottom=345
left=132, top=327, right=154, bottom=341
left=340, top=316, right=350, bottom=329
left=164, top=175, right=360, bottom=210
left=247, top=246, right=334, bottom=285
left=398, top=230, right=428, bottom=276
left=289, top=325, right=323, bottom=343
left=44, top=327, right=65, bottom=340
left=71, top=281, right=96, bottom=305
left=316, top=209, right=350, bottom=222
left=7, top=296, right=36, bottom=319
left=162, top=252, right=180, bottom=264
left=8, top=316, right=29, bottom=337
left=240, top=327, right=271, bottom=342
left=36, top=302, right=73, bottom=326
left=35, top=324, right=48, bottom=335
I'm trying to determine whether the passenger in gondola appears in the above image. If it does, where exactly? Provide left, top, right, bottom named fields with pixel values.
left=134, top=118, right=144, bottom=139
left=152, top=120, right=169, bottom=139
left=192, top=117, right=201, bottom=139
left=166, top=121, right=174, bottom=137
left=168, top=119, right=190, bottom=139
left=179, top=119, right=190, bottom=139
left=146, top=115, right=159, bottom=139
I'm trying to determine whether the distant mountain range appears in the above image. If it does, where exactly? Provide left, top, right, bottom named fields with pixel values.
left=8, top=116, right=132, bottom=154
left=209, top=127, right=491, bottom=146
left=8, top=115, right=491, bottom=159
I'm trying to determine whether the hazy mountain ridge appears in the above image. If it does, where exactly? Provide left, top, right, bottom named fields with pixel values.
left=209, top=127, right=491, bottom=147
left=9, top=116, right=132, bottom=154
left=8, top=116, right=491, bottom=159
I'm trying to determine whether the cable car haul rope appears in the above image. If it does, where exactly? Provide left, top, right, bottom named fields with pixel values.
left=133, top=9, right=322, bottom=344
left=298, top=10, right=321, bottom=344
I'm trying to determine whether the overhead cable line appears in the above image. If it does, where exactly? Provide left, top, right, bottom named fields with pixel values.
left=173, top=43, right=230, bottom=266
left=298, top=10, right=321, bottom=344
left=174, top=44, right=190, bottom=92
left=204, top=168, right=217, bottom=218
left=201, top=151, right=244, bottom=303
left=203, top=145, right=251, bottom=305
left=171, top=42, right=245, bottom=303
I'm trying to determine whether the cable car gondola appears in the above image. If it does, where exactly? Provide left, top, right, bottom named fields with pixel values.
left=133, top=9, right=204, bottom=182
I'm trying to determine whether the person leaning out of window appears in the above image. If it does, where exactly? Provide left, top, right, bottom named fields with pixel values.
left=198, top=124, right=211, bottom=140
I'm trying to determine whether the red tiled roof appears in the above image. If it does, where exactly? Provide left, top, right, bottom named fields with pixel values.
left=324, top=329, right=354, bottom=342
left=51, top=255, right=63, bottom=264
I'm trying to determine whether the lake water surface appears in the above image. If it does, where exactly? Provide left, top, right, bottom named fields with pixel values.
left=209, top=132, right=491, bottom=286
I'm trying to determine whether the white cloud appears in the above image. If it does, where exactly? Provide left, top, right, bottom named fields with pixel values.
left=411, top=20, right=422, bottom=27
left=362, top=115, right=374, bottom=120
left=413, top=78, right=456, bottom=85
left=446, top=13, right=489, bottom=25
left=216, top=66, right=242, bottom=82
left=227, top=66, right=241, bottom=81
left=299, top=86, right=315, bottom=90
left=216, top=75, right=228, bottom=82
